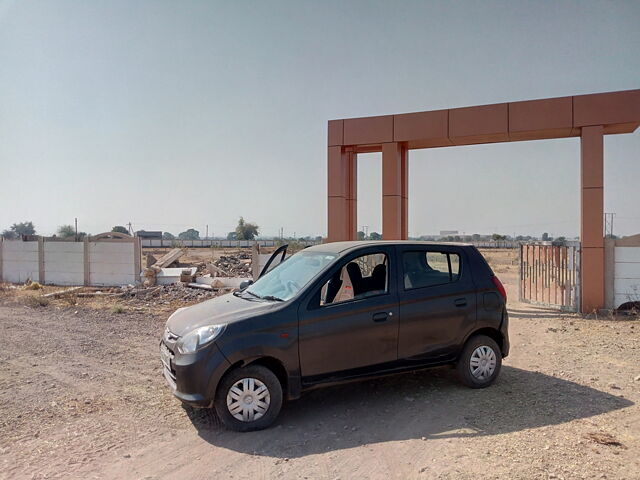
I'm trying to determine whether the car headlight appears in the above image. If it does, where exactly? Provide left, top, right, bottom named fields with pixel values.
left=176, top=324, right=226, bottom=354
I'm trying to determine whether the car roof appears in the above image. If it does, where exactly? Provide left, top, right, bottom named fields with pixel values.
left=303, top=240, right=473, bottom=254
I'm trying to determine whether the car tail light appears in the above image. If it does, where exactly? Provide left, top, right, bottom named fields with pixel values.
left=492, top=275, right=507, bottom=303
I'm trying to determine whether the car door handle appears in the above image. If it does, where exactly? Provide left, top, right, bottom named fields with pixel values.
left=372, top=312, right=389, bottom=322
left=454, top=298, right=467, bottom=307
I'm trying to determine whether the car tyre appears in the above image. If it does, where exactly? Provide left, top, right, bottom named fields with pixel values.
left=456, top=335, right=502, bottom=388
left=214, top=365, right=283, bottom=432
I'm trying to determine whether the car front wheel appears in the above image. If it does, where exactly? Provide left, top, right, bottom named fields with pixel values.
left=214, top=365, right=283, bottom=432
left=456, top=335, right=502, bottom=388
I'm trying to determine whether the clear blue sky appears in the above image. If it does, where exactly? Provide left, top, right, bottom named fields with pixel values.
left=1, top=0, right=639, bottom=238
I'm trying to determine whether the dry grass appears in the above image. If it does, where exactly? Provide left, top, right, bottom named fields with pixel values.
left=23, top=295, right=50, bottom=307
left=111, top=305, right=127, bottom=314
left=24, top=281, right=43, bottom=290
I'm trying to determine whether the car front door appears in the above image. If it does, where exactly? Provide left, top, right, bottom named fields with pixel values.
left=298, top=246, right=399, bottom=380
left=397, top=245, right=477, bottom=361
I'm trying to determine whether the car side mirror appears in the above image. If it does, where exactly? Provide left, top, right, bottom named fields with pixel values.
left=239, top=280, right=253, bottom=291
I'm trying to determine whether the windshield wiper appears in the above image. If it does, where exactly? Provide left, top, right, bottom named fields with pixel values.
left=260, top=295, right=284, bottom=302
left=234, top=290, right=261, bottom=300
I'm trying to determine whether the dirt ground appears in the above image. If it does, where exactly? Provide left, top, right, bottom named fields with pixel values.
left=1, top=249, right=639, bottom=480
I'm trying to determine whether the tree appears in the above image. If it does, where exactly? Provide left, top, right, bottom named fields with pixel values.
left=178, top=228, right=200, bottom=240
left=227, top=231, right=237, bottom=240
left=2, top=221, right=36, bottom=239
left=555, top=236, right=566, bottom=243
left=235, top=217, right=259, bottom=240
left=369, top=232, right=382, bottom=240
left=162, top=232, right=175, bottom=240
left=57, top=224, right=86, bottom=239
left=111, top=226, right=130, bottom=235
left=492, top=233, right=506, bottom=241
left=357, top=230, right=366, bottom=240
left=1, top=229, right=16, bottom=239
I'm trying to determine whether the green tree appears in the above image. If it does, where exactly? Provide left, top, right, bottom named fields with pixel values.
left=57, top=224, right=86, bottom=239
left=235, top=217, right=259, bottom=240
left=162, top=232, right=175, bottom=240
left=111, top=226, right=130, bottom=235
left=369, top=232, right=382, bottom=240
left=2, top=221, right=36, bottom=239
left=178, top=228, right=200, bottom=240
left=357, top=230, right=366, bottom=240
left=227, top=231, right=237, bottom=240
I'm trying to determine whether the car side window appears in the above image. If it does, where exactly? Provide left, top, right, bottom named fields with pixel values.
left=403, top=250, right=461, bottom=290
left=319, top=252, right=388, bottom=306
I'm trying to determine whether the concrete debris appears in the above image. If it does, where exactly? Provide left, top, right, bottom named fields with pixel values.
left=187, top=283, right=214, bottom=291
left=209, top=253, right=252, bottom=277
left=156, top=267, right=197, bottom=285
left=152, top=248, right=186, bottom=269
left=145, top=254, right=157, bottom=268
left=43, top=286, right=84, bottom=298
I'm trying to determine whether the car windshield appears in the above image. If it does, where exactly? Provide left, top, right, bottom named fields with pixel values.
left=244, top=250, right=337, bottom=301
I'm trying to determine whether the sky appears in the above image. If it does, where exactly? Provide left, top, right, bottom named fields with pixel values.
left=0, top=0, right=639, bottom=239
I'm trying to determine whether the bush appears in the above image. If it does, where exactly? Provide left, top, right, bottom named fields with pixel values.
left=24, top=281, right=43, bottom=290
left=24, top=296, right=49, bottom=307
left=111, top=305, right=126, bottom=314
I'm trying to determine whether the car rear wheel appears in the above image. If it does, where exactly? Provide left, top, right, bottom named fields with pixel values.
left=214, top=365, right=283, bottom=432
left=456, top=335, right=502, bottom=388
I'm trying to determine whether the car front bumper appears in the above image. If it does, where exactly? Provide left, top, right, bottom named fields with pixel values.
left=160, top=340, right=231, bottom=408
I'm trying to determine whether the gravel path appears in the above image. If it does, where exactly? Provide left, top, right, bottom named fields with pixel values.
left=1, top=270, right=638, bottom=479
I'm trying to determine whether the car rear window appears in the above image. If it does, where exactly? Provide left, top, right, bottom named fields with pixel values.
left=403, top=251, right=461, bottom=289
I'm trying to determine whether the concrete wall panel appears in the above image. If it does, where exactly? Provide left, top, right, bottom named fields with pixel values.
left=614, top=246, right=640, bottom=263
left=89, top=242, right=134, bottom=255
left=90, top=273, right=136, bottom=286
left=2, top=241, right=40, bottom=283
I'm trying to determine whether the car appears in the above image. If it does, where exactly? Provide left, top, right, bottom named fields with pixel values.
left=160, top=241, right=509, bottom=431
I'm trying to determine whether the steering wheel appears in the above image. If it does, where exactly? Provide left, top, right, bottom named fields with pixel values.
left=285, top=279, right=301, bottom=296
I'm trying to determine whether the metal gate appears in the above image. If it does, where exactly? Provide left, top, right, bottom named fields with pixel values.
left=519, top=242, right=581, bottom=312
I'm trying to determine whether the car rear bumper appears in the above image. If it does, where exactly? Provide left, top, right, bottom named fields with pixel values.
left=160, top=341, right=231, bottom=408
left=500, top=310, right=510, bottom=358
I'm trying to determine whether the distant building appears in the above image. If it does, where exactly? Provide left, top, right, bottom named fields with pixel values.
left=439, top=230, right=459, bottom=236
left=135, top=230, right=162, bottom=240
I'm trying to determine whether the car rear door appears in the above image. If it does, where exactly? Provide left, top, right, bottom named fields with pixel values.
left=397, top=245, right=477, bottom=361
left=298, top=245, right=399, bottom=379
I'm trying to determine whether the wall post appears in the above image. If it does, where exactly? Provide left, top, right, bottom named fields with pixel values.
left=37, top=236, right=45, bottom=284
left=83, top=237, right=90, bottom=286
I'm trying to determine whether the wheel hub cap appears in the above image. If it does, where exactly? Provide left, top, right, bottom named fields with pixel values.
left=469, top=345, right=497, bottom=380
left=227, top=378, right=270, bottom=422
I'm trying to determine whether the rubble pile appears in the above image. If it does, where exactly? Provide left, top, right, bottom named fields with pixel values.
left=119, top=283, right=226, bottom=303
left=210, top=252, right=252, bottom=277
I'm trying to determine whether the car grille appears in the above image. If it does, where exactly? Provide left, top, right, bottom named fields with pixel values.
left=160, top=341, right=177, bottom=389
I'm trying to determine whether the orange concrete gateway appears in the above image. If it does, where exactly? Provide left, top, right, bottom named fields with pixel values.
left=326, top=89, right=640, bottom=313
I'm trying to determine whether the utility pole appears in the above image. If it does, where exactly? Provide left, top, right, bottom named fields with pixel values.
left=206, top=224, right=209, bottom=239
left=74, top=217, right=78, bottom=240
left=127, top=222, right=133, bottom=235
left=604, top=212, right=615, bottom=238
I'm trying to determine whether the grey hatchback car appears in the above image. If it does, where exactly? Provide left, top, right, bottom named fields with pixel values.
left=160, top=241, right=509, bottom=431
